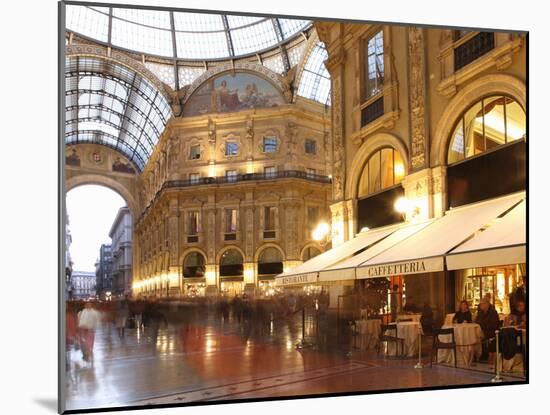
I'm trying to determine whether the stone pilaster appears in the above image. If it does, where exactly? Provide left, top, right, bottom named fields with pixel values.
left=330, top=200, right=351, bottom=247
left=408, top=27, right=429, bottom=171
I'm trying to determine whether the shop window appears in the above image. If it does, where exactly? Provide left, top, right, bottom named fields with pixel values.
left=257, top=247, right=284, bottom=275
left=302, top=246, right=321, bottom=261
left=189, top=144, right=201, bottom=160
left=183, top=252, right=205, bottom=278
left=305, top=139, right=317, bottom=155
left=358, top=147, right=405, bottom=199
left=262, top=136, right=278, bottom=153
left=447, top=96, right=526, bottom=164
left=219, top=249, right=243, bottom=277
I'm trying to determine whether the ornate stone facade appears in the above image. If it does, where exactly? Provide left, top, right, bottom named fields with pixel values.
left=133, top=100, right=332, bottom=298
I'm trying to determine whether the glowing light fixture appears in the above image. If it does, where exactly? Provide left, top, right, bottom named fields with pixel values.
left=312, top=222, right=330, bottom=241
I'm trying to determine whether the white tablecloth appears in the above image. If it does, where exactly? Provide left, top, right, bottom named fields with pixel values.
left=354, top=319, right=382, bottom=350
left=385, top=321, right=422, bottom=357
left=437, top=323, right=483, bottom=367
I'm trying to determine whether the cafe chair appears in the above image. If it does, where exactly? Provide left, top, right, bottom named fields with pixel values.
left=378, top=324, right=404, bottom=357
left=430, top=328, right=457, bottom=368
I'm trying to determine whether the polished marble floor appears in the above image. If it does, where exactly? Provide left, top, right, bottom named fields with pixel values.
left=65, top=307, right=522, bottom=411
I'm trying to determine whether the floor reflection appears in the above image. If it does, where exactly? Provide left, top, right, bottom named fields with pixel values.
left=65, top=304, right=519, bottom=411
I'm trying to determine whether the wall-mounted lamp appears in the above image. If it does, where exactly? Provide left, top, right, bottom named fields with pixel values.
left=312, top=222, right=331, bottom=247
left=394, top=196, right=421, bottom=221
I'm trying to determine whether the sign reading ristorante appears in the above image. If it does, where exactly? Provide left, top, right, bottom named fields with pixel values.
left=357, top=257, right=444, bottom=278
left=276, top=273, right=317, bottom=286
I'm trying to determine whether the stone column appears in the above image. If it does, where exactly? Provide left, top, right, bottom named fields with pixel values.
left=204, top=195, right=218, bottom=294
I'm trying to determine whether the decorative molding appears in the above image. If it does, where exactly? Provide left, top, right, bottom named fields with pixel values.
left=408, top=27, right=428, bottom=170
left=437, top=36, right=524, bottom=97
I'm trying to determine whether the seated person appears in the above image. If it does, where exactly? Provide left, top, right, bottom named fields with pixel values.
left=506, top=299, right=527, bottom=329
left=453, top=300, right=473, bottom=324
left=475, top=298, right=500, bottom=362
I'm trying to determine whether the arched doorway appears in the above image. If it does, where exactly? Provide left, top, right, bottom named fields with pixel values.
left=257, top=246, right=284, bottom=296
left=66, top=184, right=131, bottom=300
left=302, top=246, right=321, bottom=262
left=182, top=251, right=206, bottom=297
left=219, top=248, right=244, bottom=297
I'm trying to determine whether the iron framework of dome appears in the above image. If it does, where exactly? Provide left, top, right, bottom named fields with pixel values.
left=65, top=55, right=172, bottom=171
left=65, top=5, right=311, bottom=61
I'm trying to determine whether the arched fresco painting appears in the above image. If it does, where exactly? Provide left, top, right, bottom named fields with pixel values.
left=183, top=72, right=285, bottom=116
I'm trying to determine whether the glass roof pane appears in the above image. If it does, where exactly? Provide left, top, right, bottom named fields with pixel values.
left=226, top=15, right=265, bottom=29
left=112, top=8, right=171, bottom=29
left=297, top=42, right=331, bottom=105
left=288, top=42, right=306, bottom=67
left=173, top=12, right=224, bottom=32
left=230, top=19, right=278, bottom=56
left=175, top=31, right=229, bottom=59
left=66, top=5, right=109, bottom=42
left=112, top=18, right=174, bottom=57
left=278, top=19, right=310, bottom=38
left=66, top=6, right=311, bottom=60
left=65, top=56, right=172, bottom=171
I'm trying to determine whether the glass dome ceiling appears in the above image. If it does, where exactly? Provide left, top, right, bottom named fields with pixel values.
left=65, top=56, right=172, bottom=171
left=66, top=5, right=311, bottom=60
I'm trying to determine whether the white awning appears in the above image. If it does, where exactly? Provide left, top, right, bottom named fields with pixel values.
left=275, top=222, right=401, bottom=285
left=446, top=199, right=526, bottom=270
left=319, top=220, right=433, bottom=281
left=356, top=192, right=525, bottom=278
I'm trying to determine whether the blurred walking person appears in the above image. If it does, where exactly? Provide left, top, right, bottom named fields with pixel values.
left=115, top=298, right=130, bottom=339
left=77, top=302, right=102, bottom=363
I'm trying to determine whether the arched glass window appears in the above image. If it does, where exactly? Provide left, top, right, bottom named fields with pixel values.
left=358, top=148, right=405, bottom=199
left=447, top=95, right=526, bottom=164
left=302, top=246, right=321, bottom=261
left=219, top=249, right=243, bottom=276
left=257, top=247, right=283, bottom=275
left=182, top=252, right=205, bottom=278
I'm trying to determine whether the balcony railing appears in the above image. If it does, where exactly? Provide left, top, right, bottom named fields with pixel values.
left=136, top=170, right=331, bottom=226
left=454, top=32, right=495, bottom=71
left=165, top=170, right=331, bottom=189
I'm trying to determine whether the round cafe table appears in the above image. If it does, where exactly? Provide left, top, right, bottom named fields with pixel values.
left=437, top=323, right=483, bottom=367
left=354, top=319, right=382, bottom=350
left=386, top=321, right=423, bottom=357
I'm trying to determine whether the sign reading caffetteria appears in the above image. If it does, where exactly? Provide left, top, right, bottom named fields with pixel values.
left=276, top=273, right=318, bottom=286
left=357, top=257, right=444, bottom=279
